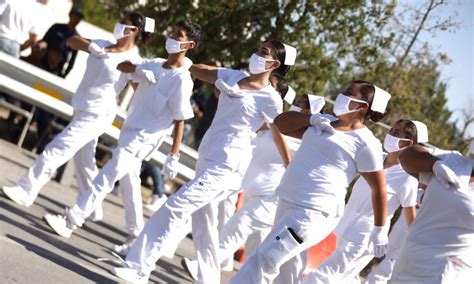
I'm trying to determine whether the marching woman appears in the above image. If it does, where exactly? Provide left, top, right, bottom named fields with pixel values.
left=231, top=80, right=392, bottom=284
left=217, top=94, right=325, bottom=264
left=42, top=20, right=201, bottom=249
left=304, top=119, right=429, bottom=283
left=3, top=12, right=151, bottom=217
left=111, top=40, right=297, bottom=284
left=390, top=144, right=473, bottom=283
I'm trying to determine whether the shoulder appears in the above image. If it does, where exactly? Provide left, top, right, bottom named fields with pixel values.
left=92, top=39, right=113, bottom=47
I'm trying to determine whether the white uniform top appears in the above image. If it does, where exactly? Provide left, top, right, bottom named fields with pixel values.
left=241, top=130, right=301, bottom=197
left=334, top=163, right=418, bottom=244
left=124, top=57, right=194, bottom=132
left=198, top=68, right=282, bottom=171
left=0, top=0, right=37, bottom=44
left=405, top=152, right=473, bottom=257
left=72, top=40, right=141, bottom=113
left=277, top=124, right=384, bottom=217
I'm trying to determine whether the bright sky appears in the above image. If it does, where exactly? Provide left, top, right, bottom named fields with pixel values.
left=398, top=0, right=474, bottom=138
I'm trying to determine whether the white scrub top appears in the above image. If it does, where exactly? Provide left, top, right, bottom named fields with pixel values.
left=392, top=152, right=473, bottom=282
left=72, top=39, right=141, bottom=113
left=124, top=57, right=194, bottom=131
left=334, top=163, right=418, bottom=244
left=242, top=129, right=301, bottom=197
left=198, top=68, right=282, bottom=171
left=277, top=124, right=384, bottom=217
left=0, top=0, right=37, bottom=44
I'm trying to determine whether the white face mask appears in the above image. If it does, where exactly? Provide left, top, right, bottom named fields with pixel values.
left=333, top=93, right=368, bottom=117
left=248, top=53, right=277, bottom=74
left=289, top=105, right=302, bottom=112
left=383, top=133, right=412, bottom=153
left=113, top=23, right=136, bottom=40
left=165, top=38, right=193, bottom=54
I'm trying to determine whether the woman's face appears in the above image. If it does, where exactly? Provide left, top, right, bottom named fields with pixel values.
left=120, top=18, right=138, bottom=38
left=388, top=121, right=413, bottom=149
left=343, top=83, right=368, bottom=111
left=256, top=42, right=280, bottom=71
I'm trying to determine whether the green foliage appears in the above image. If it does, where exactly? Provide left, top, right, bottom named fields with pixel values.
left=76, top=0, right=468, bottom=151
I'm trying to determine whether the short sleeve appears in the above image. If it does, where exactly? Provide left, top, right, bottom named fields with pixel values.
left=260, top=97, right=282, bottom=123
left=168, top=75, right=194, bottom=121
left=355, top=143, right=384, bottom=173
left=398, top=176, right=418, bottom=207
left=127, top=58, right=151, bottom=83
left=217, top=68, right=235, bottom=83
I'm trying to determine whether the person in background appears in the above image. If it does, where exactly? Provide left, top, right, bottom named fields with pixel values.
left=0, top=0, right=38, bottom=58
left=141, top=161, right=166, bottom=212
left=193, top=86, right=219, bottom=149
left=40, top=7, right=83, bottom=77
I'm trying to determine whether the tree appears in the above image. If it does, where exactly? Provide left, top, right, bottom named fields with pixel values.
left=75, top=0, right=468, bottom=151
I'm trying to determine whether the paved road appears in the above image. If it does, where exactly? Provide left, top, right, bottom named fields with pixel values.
left=0, top=139, right=237, bottom=283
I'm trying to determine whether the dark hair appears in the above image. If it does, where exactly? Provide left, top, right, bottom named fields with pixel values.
left=395, top=119, right=419, bottom=143
left=351, top=80, right=385, bottom=122
left=176, top=20, right=203, bottom=46
left=271, top=73, right=289, bottom=99
left=265, top=40, right=291, bottom=77
left=127, top=12, right=153, bottom=44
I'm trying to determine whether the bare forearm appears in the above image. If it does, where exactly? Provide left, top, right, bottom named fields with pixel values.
left=20, top=34, right=37, bottom=51
left=362, top=171, right=388, bottom=227
left=274, top=112, right=311, bottom=133
left=189, top=64, right=219, bottom=84
left=171, top=120, right=184, bottom=154
left=403, top=206, right=416, bottom=227
left=270, top=123, right=291, bottom=167
left=117, top=61, right=137, bottom=73
left=399, top=145, right=438, bottom=175
left=67, top=36, right=91, bottom=52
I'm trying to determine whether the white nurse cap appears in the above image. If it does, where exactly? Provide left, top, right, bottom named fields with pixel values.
left=411, top=120, right=429, bottom=143
left=307, top=95, right=325, bottom=114
left=282, top=43, right=297, bottom=66
left=284, top=86, right=296, bottom=104
left=144, top=17, right=155, bottom=33
left=371, top=85, right=391, bottom=113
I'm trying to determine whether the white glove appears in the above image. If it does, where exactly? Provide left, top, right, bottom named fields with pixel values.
left=432, top=160, right=462, bottom=189
left=136, top=65, right=157, bottom=84
left=88, top=42, right=108, bottom=58
left=215, top=78, right=243, bottom=97
left=162, top=153, right=180, bottom=180
left=310, top=114, right=335, bottom=135
left=369, top=225, right=388, bottom=258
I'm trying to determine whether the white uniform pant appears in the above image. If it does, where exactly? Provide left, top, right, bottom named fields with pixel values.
left=303, top=238, right=374, bottom=284
left=230, top=199, right=340, bottom=284
left=218, top=192, right=239, bottom=270
left=69, top=128, right=161, bottom=236
left=365, top=215, right=408, bottom=284
left=125, top=158, right=243, bottom=284
left=219, top=195, right=278, bottom=263
left=15, top=110, right=114, bottom=204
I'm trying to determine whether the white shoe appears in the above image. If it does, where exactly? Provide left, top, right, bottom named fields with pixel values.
left=112, top=267, right=148, bottom=284
left=144, top=195, right=167, bottom=212
left=44, top=213, right=75, bottom=238
left=88, top=205, right=103, bottom=222
left=113, top=236, right=136, bottom=256
left=3, top=185, right=34, bottom=207
left=181, top=257, right=198, bottom=281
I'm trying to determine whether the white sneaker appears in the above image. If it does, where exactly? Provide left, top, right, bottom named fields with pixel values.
left=88, top=205, right=103, bottom=222
left=181, top=257, right=198, bottom=281
left=112, top=267, right=148, bottom=284
left=113, top=236, right=136, bottom=256
left=144, top=195, right=167, bottom=212
left=3, top=185, right=34, bottom=207
left=44, top=213, right=75, bottom=238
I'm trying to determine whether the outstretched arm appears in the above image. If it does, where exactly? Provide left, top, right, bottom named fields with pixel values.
left=361, top=170, right=387, bottom=227
left=399, top=145, right=437, bottom=178
left=170, top=120, right=184, bottom=155
left=67, top=36, right=92, bottom=53
left=189, top=64, right=219, bottom=84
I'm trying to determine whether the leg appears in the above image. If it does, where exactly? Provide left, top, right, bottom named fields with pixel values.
left=230, top=200, right=340, bottom=284
left=13, top=111, right=110, bottom=202
left=124, top=159, right=236, bottom=277
left=218, top=192, right=238, bottom=270
left=192, top=201, right=220, bottom=284
left=120, top=161, right=145, bottom=237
